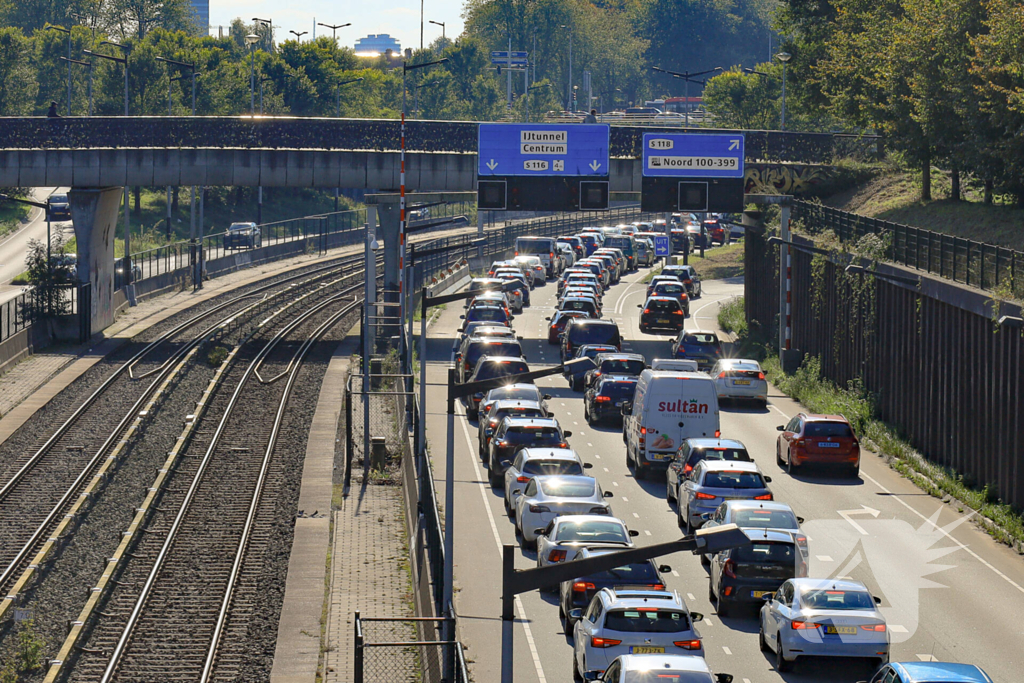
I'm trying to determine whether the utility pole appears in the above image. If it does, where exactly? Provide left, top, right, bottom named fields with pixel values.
left=317, top=22, right=351, bottom=47
left=61, top=57, right=93, bottom=115
left=651, top=65, right=724, bottom=124
left=46, top=26, right=73, bottom=115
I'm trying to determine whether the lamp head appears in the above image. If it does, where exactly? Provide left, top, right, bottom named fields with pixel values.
left=776, top=52, right=792, bottom=63
left=245, top=34, right=260, bottom=46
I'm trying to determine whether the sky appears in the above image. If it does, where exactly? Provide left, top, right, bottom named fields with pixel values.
left=208, top=0, right=465, bottom=52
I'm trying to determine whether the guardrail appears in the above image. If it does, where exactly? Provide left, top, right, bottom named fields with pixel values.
left=0, top=283, right=85, bottom=346
left=793, top=201, right=1024, bottom=297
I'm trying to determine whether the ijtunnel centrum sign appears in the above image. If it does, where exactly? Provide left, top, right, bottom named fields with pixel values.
left=478, top=123, right=610, bottom=177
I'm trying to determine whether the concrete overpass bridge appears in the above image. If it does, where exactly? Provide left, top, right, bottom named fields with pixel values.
left=0, top=116, right=879, bottom=331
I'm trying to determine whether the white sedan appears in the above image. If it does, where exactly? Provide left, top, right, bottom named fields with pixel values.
left=534, top=514, right=637, bottom=569
left=503, top=447, right=588, bottom=514
left=711, top=358, right=768, bottom=406
left=513, top=475, right=614, bottom=549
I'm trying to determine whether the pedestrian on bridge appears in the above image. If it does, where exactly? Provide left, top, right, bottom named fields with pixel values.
left=47, top=101, right=60, bottom=118
left=583, top=109, right=598, bottom=123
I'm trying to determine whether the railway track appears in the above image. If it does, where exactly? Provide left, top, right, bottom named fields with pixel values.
left=0, top=252, right=371, bottom=625
left=62, top=285, right=362, bottom=683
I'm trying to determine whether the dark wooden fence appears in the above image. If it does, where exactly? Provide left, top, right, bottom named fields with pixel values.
left=746, top=229, right=1024, bottom=509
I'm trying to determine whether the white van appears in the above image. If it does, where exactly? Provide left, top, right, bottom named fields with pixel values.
left=515, top=237, right=559, bottom=278
left=621, top=370, right=720, bottom=479
left=650, top=359, right=699, bottom=372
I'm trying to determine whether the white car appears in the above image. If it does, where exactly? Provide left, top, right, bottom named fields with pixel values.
left=759, top=578, right=889, bottom=672
left=514, top=255, right=546, bottom=284
left=534, top=514, right=637, bottom=568
left=513, top=475, right=613, bottom=549
left=571, top=589, right=704, bottom=679
left=711, top=358, right=768, bottom=406
left=479, top=383, right=551, bottom=421
left=592, top=654, right=732, bottom=683
left=504, top=448, right=589, bottom=514
left=558, top=243, right=577, bottom=268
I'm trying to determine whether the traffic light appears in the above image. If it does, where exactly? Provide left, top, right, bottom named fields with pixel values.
left=678, top=181, right=708, bottom=212
left=478, top=180, right=507, bottom=210
left=579, top=180, right=609, bottom=210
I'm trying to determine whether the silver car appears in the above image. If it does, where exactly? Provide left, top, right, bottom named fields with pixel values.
left=759, top=578, right=889, bottom=672
left=513, top=475, right=614, bottom=549
left=534, top=514, right=636, bottom=568
left=503, top=447, right=588, bottom=514
left=676, top=460, right=773, bottom=532
left=711, top=358, right=768, bottom=406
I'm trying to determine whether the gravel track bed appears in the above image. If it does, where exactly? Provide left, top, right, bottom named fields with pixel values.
left=65, top=301, right=359, bottom=683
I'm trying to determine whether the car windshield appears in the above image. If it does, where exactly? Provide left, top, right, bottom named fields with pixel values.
left=733, top=541, right=797, bottom=564
left=586, top=562, right=660, bottom=584
left=537, top=478, right=595, bottom=497
left=686, top=448, right=750, bottom=466
left=518, top=239, right=554, bottom=255
left=494, top=407, right=544, bottom=421
left=683, top=334, right=718, bottom=345
left=805, top=422, right=854, bottom=437
left=701, top=471, right=766, bottom=489
left=599, top=381, right=637, bottom=399
left=581, top=347, right=616, bottom=359
left=600, top=359, right=645, bottom=375
left=734, top=509, right=799, bottom=529
left=604, top=610, right=690, bottom=633
left=561, top=300, right=596, bottom=312
left=800, top=589, right=876, bottom=610
left=554, top=521, right=628, bottom=543
left=468, top=308, right=508, bottom=323
left=646, top=300, right=680, bottom=313
left=475, top=361, right=529, bottom=380
left=50, top=194, right=68, bottom=203
left=571, top=324, right=619, bottom=346
left=522, top=461, right=582, bottom=476
left=504, top=426, right=562, bottom=445
left=489, top=387, right=541, bottom=402
left=466, top=342, right=522, bottom=365
left=656, top=284, right=685, bottom=294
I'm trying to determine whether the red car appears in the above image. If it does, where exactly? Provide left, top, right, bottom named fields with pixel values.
left=545, top=310, right=589, bottom=344
left=776, top=413, right=861, bottom=477
left=705, top=219, right=726, bottom=245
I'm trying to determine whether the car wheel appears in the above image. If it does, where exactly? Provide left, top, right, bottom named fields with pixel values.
left=572, top=653, right=583, bottom=682
left=584, top=403, right=593, bottom=424
left=684, top=508, right=694, bottom=535
left=717, top=591, right=730, bottom=617
left=759, top=624, right=769, bottom=652
left=849, top=464, right=861, bottom=478
left=634, top=461, right=646, bottom=480
left=488, top=470, right=502, bottom=488
left=666, top=479, right=675, bottom=503
left=676, top=503, right=685, bottom=529
left=708, top=580, right=715, bottom=602
left=700, top=551, right=710, bottom=566
left=787, top=453, right=799, bottom=475
left=775, top=634, right=792, bottom=672
left=776, top=442, right=784, bottom=467
left=504, top=495, right=513, bottom=516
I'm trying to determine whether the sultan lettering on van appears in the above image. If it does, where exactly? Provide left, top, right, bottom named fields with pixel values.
left=657, top=400, right=710, bottom=414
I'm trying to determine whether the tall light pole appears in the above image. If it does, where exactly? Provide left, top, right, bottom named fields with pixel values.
left=158, top=56, right=200, bottom=286
left=333, top=78, right=364, bottom=211
left=429, top=20, right=445, bottom=48
left=776, top=52, right=792, bottom=130
left=651, top=65, right=723, bottom=125
left=85, top=41, right=134, bottom=302
left=60, top=56, right=93, bottom=115
left=559, top=24, right=573, bottom=112
left=317, top=22, right=350, bottom=46
left=245, top=34, right=260, bottom=114
left=46, top=25, right=72, bottom=115
left=289, top=30, right=307, bottom=42
left=253, top=17, right=273, bottom=45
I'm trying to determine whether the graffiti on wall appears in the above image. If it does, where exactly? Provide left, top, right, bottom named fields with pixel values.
left=745, top=163, right=832, bottom=196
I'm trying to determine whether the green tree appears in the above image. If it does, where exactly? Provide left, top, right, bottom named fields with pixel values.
left=0, top=28, right=39, bottom=115
left=702, top=65, right=780, bottom=129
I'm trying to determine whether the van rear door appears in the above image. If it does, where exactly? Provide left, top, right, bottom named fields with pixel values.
left=643, top=376, right=719, bottom=463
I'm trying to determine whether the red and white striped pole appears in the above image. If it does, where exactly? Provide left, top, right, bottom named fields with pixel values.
left=779, top=203, right=793, bottom=361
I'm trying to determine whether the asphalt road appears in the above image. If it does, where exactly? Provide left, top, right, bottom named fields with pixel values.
left=422, top=255, right=1022, bottom=683
left=0, top=187, right=71, bottom=304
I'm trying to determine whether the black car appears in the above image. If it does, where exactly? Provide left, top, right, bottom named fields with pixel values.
left=662, top=265, right=702, bottom=298
left=560, top=319, right=621, bottom=363
left=559, top=548, right=670, bottom=626
left=709, top=529, right=805, bottom=616
left=456, top=337, right=525, bottom=383
left=487, top=417, right=570, bottom=487
left=464, top=357, right=530, bottom=418
left=564, top=344, right=618, bottom=390
left=584, top=375, right=638, bottom=425
left=638, top=296, right=687, bottom=334
left=47, top=193, right=71, bottom=221
left=582, top=353, right=646, bottom=392
left=478, top=399, right=547, bottom=456
left=671, top=330, right=722, bottom=370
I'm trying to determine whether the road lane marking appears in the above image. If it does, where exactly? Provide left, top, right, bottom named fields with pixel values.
left=632, top=512, right=640, bottom=518
left=587, top=443, right=593, bottom=447
left=916, top=654, right=938, bottom=661
left=672, top=570, right=679, bottom=577
left=603, top=467, right=609, bottom=472
left=621, top=497, right=628, bottom=502
left=769, top=405, right=791, bottom=420
left=722, top=646, right=732, bottom=655
left=816, top=555, right=834, bottom=562
left=838, top=505, right=880, bottom=535
left=889, top=625, right=908, bottom=633
left=612, top=482, right=619, bottom=487
left=703, top=617, right=713, bottom=626
left=644, top=530, right=651, bottom=536
left=594, top=454, right=601, bottom=459
left=687, top=593, right=695, bottom=601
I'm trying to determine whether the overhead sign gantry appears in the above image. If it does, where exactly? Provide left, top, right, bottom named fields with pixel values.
left=640, top=132, right=746, bottom=213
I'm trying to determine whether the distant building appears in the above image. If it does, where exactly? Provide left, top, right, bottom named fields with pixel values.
left=190, top=0, right=209, bottom=32
left=354, top=34, right=401, bottom=56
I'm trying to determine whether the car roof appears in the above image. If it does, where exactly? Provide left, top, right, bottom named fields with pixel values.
left=477, top=356, right=528, bottom=365
left=740, top=528, right=797, bottom=543
left=518, top=447, right=579, bottom=461
left=554, top=514, right=625, bottom=527
left=682, top=329, right=719, bottom=336
left=600, top=588, right=683, bottom=608
left=718, top=358, right=760, bottom=366
left=599, top=374, right=639, bottom=383
left=791, top=577, right=870, bottom=592
left=891, top=662, right=992, bottom=683
left=503, top=416, right=559, bottom=427
left=488, top=383, right=540, bottom=394
left=800, top=413, right=851, bottom=423
left=699, top=460, right=761, bottom=473
left=595, top=353, right=644, bottom=362
left=492, top=399, right=542, bottom=410
left=722, top=499, right=794, bottom=514
left=467, top=336, right=519, bottom=345
left=618, top=654, right=712, bottom=674
left=569, top=318, right=616, bottom=327
left=684, top=438, right=746, bottom=449
left=646, top=295, right=681, bottom=303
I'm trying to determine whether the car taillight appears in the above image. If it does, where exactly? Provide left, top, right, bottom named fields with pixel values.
left=590, top=637, right=621, bottom=648
left=683, top=279, right=692, bottom=284
left=595, top=396, right=611, bottom=403
left=640, top=427, right=647, bottom=435
left=548, top=549, right=567, bottom=563
left=573, top=581, right=596, bottom=593
left=758, top=372, right=766, bottom=380
left=695, top=492, right=715, bottom=500
left=496, top=440, right=508, bottom=448
left=861, top=624, right=886, bottom=632
left=529, top=505, right=550, bottom=513
left=754, top=493, right=773, bottom=500
left=791, top=621, right=820, bottom=630
left=715, top=430, right=721, bottom=438
left=717, top=372, right=726, bottom=379
left=643, top=308, right=650, bottom=314
left=516, top=476, right=530, bottom=483
left=671, top=309, right=684, bottom=315
left=796, top=439, right=805, bottom=448
left=795, top=535, right=807, bottom=548
left=683, top=464, right=693, bottom=474
left=490, top=419, right=499, bottom=426
left=647, top=583, right=666, bottom=590
left=673, top=640, right=701, bottom=650
left=723, top=559, right=736, bottom=578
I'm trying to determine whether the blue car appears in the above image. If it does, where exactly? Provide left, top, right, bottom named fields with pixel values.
left=676, top=460, right=773, bottom=532
left=868, top=662, right=993, bottom=683
left=670, top=329, right=722, bottom=371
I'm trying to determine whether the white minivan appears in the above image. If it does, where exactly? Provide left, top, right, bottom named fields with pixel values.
left=621, top=370, right=720, bottom=479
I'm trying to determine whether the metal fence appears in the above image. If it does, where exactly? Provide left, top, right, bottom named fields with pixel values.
left=354, top=613, right=468, bottom=683
left=0, top=283, right=84, bottom=345
left=793, top=201, right=1024, bottom=297
left=345, top=372, right=413, bottom=487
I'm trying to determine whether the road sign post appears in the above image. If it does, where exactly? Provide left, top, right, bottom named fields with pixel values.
left=640, top=133, right=746, bottom=213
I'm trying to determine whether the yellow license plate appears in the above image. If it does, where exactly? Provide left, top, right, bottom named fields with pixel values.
left=751, top=590, right=769, bottom=598
left=648, top=453, right=667, bottom=460
left=630, top=646, right=665, bottom=654
left=734, top=380, right=751, bottom=385
left=826, top=626, right=858, bottom=635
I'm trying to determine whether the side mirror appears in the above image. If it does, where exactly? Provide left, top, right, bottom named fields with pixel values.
left=637, top=304, right=643, bottom=308
left=459, top=315, right=465, bottom=320
left=583, top=672, right=602, bottom=681
left=691, top=612, right=704, bottom=622
left=544, top=394, right=552, bottom=400
left=569, top=609, right=583, bottom=621
left=796, top=516, right=805, bottom=524
left=658, top=565, right=671, bottom=573
left=714, top=675, right=733, bottom=683
left=518, top=336, right=525, bottom=341
left=764, top=476, right=773, bottom=483
left=761, top=592, right=775, bottom=601
left=534, top=528, right=547, bottom=536
left=513, top=489, right=521, bottom=495
left=603, top=491, right=614, bottom=498
left=874, top=596, right=882, bottom=605
left=776, top=425, right=784, bottom=431
left=700, top=512, right=712, bottom=520
left=563, top=430, right=572, bottom=438
left=628, top=529, right=639, bottom=537
left=583, top=463, right=594, bottom=469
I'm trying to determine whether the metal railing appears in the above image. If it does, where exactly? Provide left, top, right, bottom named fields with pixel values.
left=794, top=201, right=1024, bottom=297
left=354, top=612, right=468, bottom=683
left=0, top=283, right=83, bottom=345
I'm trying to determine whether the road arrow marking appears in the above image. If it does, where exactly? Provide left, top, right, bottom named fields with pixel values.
left=729, top=139, right=740, bottom=151
left=589, top=160, right=601, bottom=171
left=838, top=505, right=880, bottom=535
left=486, top=159, right=498, bottom=170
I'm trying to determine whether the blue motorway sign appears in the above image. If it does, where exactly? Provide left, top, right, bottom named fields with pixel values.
left=642, top=133, right=745, bottom=179
left=653, top=234, right=670, bottom=257
left=490, top=51, right=528, bottom=65
left=478, top=123, right=610, bottom=177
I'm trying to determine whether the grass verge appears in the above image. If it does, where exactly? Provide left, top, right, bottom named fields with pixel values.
left=724, top=296, right=1024, bottom=550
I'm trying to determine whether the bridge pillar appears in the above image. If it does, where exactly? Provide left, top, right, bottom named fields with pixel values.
left=376, top=201, right=403, bottom=348
left=69, top=187, right=121, bottom=334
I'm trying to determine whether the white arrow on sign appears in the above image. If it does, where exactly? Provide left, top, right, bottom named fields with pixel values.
left=589, top=160, right=601, bottom=171
left=729, top=139, right=741, bottom=151
left=486, top=159, right=498, bottom=171
left=838, top=505, right=880, bottom=535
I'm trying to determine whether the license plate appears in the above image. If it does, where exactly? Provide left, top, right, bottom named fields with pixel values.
left=818, top=442, right=841, bottom=448
left=648, top=453, right=667, bottom=460
left=734, top=380, right=751, bottom=385
left=615, top=401, right=624, bottom=407
left=629, top=646, right=665, bottom=654
left=826, top=626, right=857, bottom=635
left=657, top=319, right=670, bottom=324
left=751, top=590, right=769, bottom=598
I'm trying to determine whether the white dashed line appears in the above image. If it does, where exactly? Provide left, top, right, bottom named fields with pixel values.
left=722, top=646, right=732, bottom=655
left=890, top=625, right=908, bottom=633
left=632, top=512, right=640, bottom=518
left=687, top=593, right=696, bottom=601
left=703, top=617, right=714, bottom=627
left=594, top=454, right=601, bottom=459
left=603, top=467, right=609, bottom=472
left=622, top=497, right=629, bottom=502
left=644, top=530, right=651, bottom=536
left=816, top=555, right=834, bottom=562
left=672, top=570, right=679, bottom=577
left=587, top=442, right=593, bottom=447
left=612, top=481, right=619, bottom=487
left=916, top=654, right=938, bottom=661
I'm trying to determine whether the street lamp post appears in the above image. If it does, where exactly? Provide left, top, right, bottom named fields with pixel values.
left=428, top=20, right=445, bottom=48
left=317, top=22, right=350, bottom=47
left=289, top=30, right=307, bottom=42
left=46, top=25, right=72, bottom=115
left=334, top=77, right=364, bottom=211
left=651, top=65, right=723, bottom=125
left=245, top=34, right=259, bottom=114
left=559, top=24, right=573, bottom=112
left=253, top=17, right=273, bottom=45
left=776, top=52, right=792, bottom=130
left=60, top=57, right=93, bottom=115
